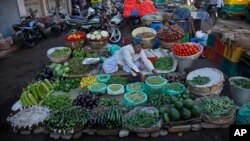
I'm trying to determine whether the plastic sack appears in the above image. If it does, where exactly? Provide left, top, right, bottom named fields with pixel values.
left=89, top=83, right=107, bottom=94
left=97, top=74, right=111, bottom=83
left=165, top=82, right=186, bottom=96
left=102, top=56, right=118, bottom=74
left=123, top=106, right=163, bottom=133
left=236, top=102, right=250, bottom=125
left=144, top=76, right=168, bottom=95
left=107, top=84, right=125, bottom=95
left=126, top=82, right=144, bottom=92
left=123, top=91, right=148, bottom=108
left=108, top=44, right=121, bottom=55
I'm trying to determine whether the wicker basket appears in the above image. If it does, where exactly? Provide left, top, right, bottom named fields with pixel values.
left=87, top=38, right=109, bottom=50
left=64, top=32, right=86, bottom=49
left=132, top=27, right=156, bottom=49
left=47, top=47, right=71, bottom=63
left=159, top=39, right=180, bottom=49
left=189, top=81, right=224, bottom=96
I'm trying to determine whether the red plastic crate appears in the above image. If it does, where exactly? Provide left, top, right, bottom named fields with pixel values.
left=214, top=38, right=225, bottom=56
left=204, top=47, right=215, bottom=61
left=122, top=37, right=132, bottom=46
left=213, top=52, right=223, bottom=67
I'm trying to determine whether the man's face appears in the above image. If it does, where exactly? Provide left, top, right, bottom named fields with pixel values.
left=134, top=44, right=142, bottom=54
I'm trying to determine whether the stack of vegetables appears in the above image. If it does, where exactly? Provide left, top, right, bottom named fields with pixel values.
left=45, top=106, right=90, bottom=132
left=80, top=75, right=97, bottom=88
left=86, top=30, right=109, bottom=41
left=41, top=94, right=72, bottom=111
left=157, top=25, right=184, bottom=42
left=153, top=57, right=173, bottom=71
left=172, top=43, right=201, bottom=57
left=50, top=62, right=70, bottom=77
left=161, top=94, right=200, bottom=123
left=52, top=78, right=80, bottom=92
left=20, top=79, right=54, bottom=107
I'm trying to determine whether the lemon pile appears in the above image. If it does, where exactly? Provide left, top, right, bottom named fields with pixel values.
left=80, top=75, right=97, bottom=88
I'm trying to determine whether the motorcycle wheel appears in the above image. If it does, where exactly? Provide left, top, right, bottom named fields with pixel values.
left=51, top=25, right=62, bottom=37
left=109, top=26, right=121, bottom=43
left=23, top=30, right=39, bottom=48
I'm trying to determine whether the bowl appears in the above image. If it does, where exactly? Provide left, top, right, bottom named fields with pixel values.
left=173, top=43, right=204, bottom=60
left=47, top=47, right=71, bottom=63
left=132, top=27, right=157, bottom=49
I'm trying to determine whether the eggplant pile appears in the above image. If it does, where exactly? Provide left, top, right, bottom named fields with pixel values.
left=36, top=66, right=55, bottom=81
left=73, top=94, right=99, bottom=109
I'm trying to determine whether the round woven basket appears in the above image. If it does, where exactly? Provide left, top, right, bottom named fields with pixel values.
left=64, top=32, right=86, bottom=49
left=189, top=81, right=224, bottom=96
left=159, top=39, right=180, bottom=49
left=87, top=38, right=109, bottom=50
left=132, top=27, right=156, bottom=49
left=47, top=47, right=72, bottom=63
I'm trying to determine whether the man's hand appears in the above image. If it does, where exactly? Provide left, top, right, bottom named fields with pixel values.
left=137, top=72, right=145, bottom=82
left=152, top=69, right=159, bottom=75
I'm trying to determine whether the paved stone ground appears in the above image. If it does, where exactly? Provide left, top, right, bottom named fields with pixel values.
left=0, top=16, right=248, bottom=140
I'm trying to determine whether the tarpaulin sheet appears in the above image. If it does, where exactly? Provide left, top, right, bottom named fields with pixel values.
left=123, top=0, right=157, bottom=17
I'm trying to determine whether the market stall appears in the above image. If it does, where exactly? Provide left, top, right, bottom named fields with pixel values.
left=7, top=4, right=250, bottom=139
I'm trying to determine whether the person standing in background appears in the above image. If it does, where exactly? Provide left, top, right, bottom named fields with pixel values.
left=217, top=0, right=224, bottom=13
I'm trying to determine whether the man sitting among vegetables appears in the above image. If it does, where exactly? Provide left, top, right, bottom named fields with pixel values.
left=102, top=38, right=158, bottom=81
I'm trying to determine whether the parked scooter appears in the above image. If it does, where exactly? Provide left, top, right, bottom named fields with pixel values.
left=63, top=5, right=122, bottom=43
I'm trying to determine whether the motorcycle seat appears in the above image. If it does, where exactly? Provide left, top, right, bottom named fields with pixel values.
left=69, top=15, right=87, bottom=21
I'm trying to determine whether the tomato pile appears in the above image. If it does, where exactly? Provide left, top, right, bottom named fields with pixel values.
left=157, top=25, right=184, bottom=42
left=65, top=32, right=86, bottom=42
left=172, top=43, right=200, bottom=56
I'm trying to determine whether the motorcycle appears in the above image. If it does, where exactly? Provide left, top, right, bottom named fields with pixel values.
left=63, top=5, right=122, bottom=43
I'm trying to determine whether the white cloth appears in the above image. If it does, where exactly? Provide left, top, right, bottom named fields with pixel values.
left=115, top=44, right=155, bottom=75
left=102, top=44, right=155, bottom=76
left=217, top=0, right=224, bottom=8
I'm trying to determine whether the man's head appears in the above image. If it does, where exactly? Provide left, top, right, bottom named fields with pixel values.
left=132, top=38, right=144, bottom=54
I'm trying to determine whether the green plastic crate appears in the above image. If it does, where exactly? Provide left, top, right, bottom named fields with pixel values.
left=181, top=33, right=190, bottom=43
left=220, top=57, right=239, bottom=77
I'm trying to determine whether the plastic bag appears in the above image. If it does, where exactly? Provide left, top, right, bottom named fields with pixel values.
left=144, top=76, right=168, bottom=95
left=126, top=82, right=144, bottom=92
left=107, top=84, right=125, bottom=95
left=123, top=91, right=148, bottom=108
left=89, top=83, right=107, bottom=94
left=97, top=74, right=111, bottom=83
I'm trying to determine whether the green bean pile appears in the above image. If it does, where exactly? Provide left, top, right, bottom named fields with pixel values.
left=197, top=96, right=236, bottom=118
left=109, top=85, right=122, bottom=91
left=189, top=75, right=210, bottom=85
left=45, top=106, right=90, bottom=131
left=233, top=79, right=250, bottom=89
left=127, top=112, right=158, bottom=128
left=153, top=57, right=173, bottom=71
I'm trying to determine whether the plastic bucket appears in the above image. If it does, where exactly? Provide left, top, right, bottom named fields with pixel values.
left=177, top=59, right=194, bottom=72
left=229, top=76, right=250, bottom=106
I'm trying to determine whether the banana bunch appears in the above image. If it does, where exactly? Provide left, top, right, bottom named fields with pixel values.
left=80, top=75, right=97, bottom=88
left=20, top=79, right=54, bottom=107
left=72, top=48, right=86, bottom=59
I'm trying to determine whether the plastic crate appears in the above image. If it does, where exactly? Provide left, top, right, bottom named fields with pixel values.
left=220, top=57, right=239, bottom=77
left=239, top=58, right=250, bottom=78
left=213, top=52, right=223, bottom=67
left=122, top=37, right=133, bottom=46
left=214, top=38, right=225, bottom=56
left=223, top=46, right=247, bottom=63
left=181, top=33, right=190, bottom=43
left=204, top=47, right=215, bottom=61
left=207, top=34, right=216, bottom=48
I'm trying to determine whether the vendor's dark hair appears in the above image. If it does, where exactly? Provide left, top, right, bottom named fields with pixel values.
left=132, top=38, right=144, bottom=46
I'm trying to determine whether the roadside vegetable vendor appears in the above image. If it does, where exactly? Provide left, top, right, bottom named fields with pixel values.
left=102, top=38, right=158, bottom=81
